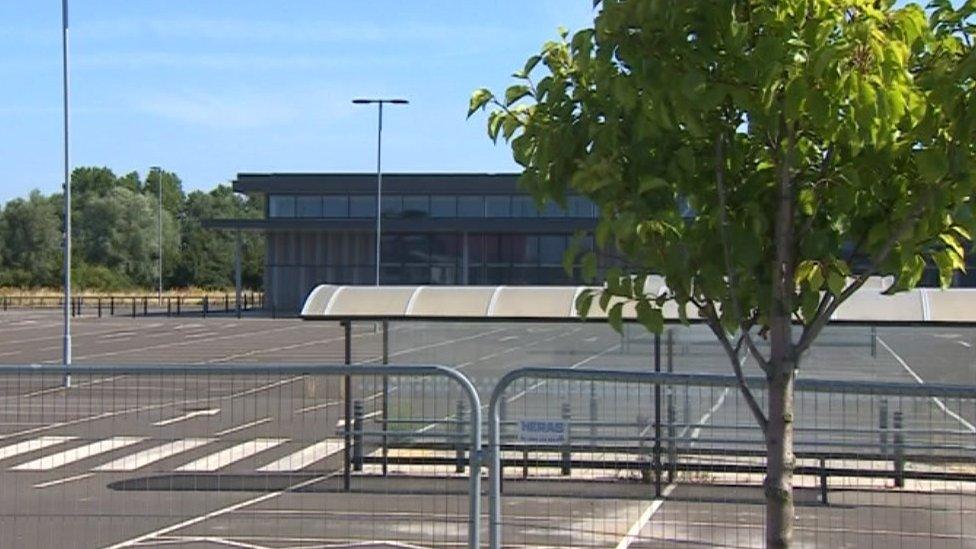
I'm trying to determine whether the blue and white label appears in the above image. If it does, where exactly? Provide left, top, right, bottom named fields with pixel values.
left=517, top=419, right=568, bottom=444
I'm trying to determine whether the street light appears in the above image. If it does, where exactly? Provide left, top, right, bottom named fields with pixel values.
left=151, top=166, right=162, bottom=303
left=61, top=0, right=72, bottom=387
left=352, top=98, right=408, bottom=285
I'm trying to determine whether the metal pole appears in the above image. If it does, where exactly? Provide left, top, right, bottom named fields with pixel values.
left=653, top=331, right=662, bottom=497
left=375, top=102, right=383, bottom=286
left=157, top=168, right=163, bottom=303
left=343, top=321, right=352, bottom=491
left=235, top=228, right=242, bottom=318
left=60, top=0, right=72, bottom=388
left=382, top=320, right=389, bottom=476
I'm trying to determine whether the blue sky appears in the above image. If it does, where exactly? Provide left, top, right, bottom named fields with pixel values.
left=0, top=1, right=597, bottom=204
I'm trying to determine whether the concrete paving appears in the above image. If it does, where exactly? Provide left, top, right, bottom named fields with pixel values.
left=0, top=310, right=971, bottom=547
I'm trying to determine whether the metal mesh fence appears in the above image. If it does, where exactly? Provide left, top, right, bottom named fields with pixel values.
left=488, top=368, right=976, bottom=548
left=0, top=364, right=481, bottom=548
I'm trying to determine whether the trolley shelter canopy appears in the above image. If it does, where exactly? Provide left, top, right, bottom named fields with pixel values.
left=300, top=278, right=976, bottom=325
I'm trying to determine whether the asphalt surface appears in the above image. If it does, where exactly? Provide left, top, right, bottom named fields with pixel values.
left=0, top=310, right=972, bottom=547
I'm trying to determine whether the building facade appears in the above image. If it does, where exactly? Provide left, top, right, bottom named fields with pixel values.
left=208, top=173, right=604, bottom=313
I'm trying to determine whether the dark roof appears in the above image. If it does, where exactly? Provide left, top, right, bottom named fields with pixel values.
left=234, top=173, right=522, bottom=195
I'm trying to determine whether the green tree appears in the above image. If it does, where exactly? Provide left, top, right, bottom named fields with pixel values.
left=472, top=1, right=975, bottom=545
left=144, top=167, right=186, bottom=215
left=74, top=186, right=178, bottom=288
left=173, top=185, right=263, bottom=289
left=0, top=190, right=61, bottom=287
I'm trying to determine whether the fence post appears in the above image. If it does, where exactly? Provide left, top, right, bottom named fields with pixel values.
left=589, top=382, right=598, bottom=445
left=381, top=320, right=389, bottom=476
left=97, top=298, right=102, bottom=318
left=176, top=296, right=181, bottom=316
left=109, top=296, right=114, bottom=316
left=819, top=457, right=829, bottom=505
left=653, top=331, right=662, bottom=497
left=342, top=320, right=352, bottom=491
left=224, top=293, right=229, bottom=313
left=638, top=414, right=651, bottom=484
left=561, top=402, right=572, bottom=476
left=166, top=297, right=171, bottom=317
left=203, top=296, right=209, bottom=318
left=667, top=393, right=676, bottom=483
left=143, top=296, right=148, bottom=316
left=879, top=399, right=889, bottom=455
left=893, top=411, right=905, bottom=488
left=131, top=298, right=136, bottom=318
left=455, top=398, right=466, bottom=473
left=352, top=400, right=364, bottom=472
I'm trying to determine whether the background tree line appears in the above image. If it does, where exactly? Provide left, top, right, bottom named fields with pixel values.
left=0, top=167, right=264, bottom=291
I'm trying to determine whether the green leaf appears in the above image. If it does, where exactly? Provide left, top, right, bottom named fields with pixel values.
left=575, top=290, right=595, bottom=319
left=467, top=88, right=494, bottom=118
left=635, top=300, right=664, bottom=334
left=607, top=302, right=624, bottom=333
left=917, top=149, right=949, bottom=183
left=522, top=55, right=542, bottom=77
left=827, top=270, right=845, bottom=296
left=639, top=176, right=668, bottom=194
left=505, top=85, right=532, bottom=106
left=581, top=252, right=598, bottom=282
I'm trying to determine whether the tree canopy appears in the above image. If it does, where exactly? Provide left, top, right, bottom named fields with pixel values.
left=472, top=1, right=974, bottom=546
left=0, top=167, right=263, bottom=291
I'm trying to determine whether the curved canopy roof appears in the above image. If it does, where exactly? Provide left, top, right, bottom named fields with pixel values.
left=300, top=279, right=976, bottom=324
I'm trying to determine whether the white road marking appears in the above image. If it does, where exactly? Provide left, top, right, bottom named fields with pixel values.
left=506, top=341, right=619, bottom=403
left=175, top=438, right=287, bottom=472
left=584, top=336, right=599, bottom=343
left=214, top=418, right=272, bottom=436
left=295, top=400, right=341, bottom=414
left=615, top=483, right=676, bottom=549
left=689, top=388, right=730, bottom=440
left=0, top=436, right=76, bottom=461
left=103, top=472, right=338, bottom=548
left=335, top=410, right=381, bottom=429
left=12, top=436, right=145, bottom=471
left=957, top=341, right=972, bottom=348
left=33, top=472, right=94, bottom=489
left=877, top=336, right=976, bottom=433
left=499, top=335, right=519, bottom=342
left=256, top=439, right=345, bottom=472
left=94, top=439, right=213, bottom=472
left=99, top=331, right=136, bottom=340
left=22, top=375, right=126, bottom=398
left=152, top=408, right=220, bottom=426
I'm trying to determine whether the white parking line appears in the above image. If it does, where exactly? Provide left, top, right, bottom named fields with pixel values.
left=215, top=418, right=272, bottom=436
left=175, top=438, right=287, bottom=472
left=34, top=472, right=94, bottom=489
left=12, top=436, right=144, bottom=471
left=153, top=408, right=220, bottom=426
left=877, top=336, right=976, bottom=433
left=257, top=439, right=345, bottom=472
left=95, top=439, right=213, bottom=472
left=0, top=436, right=76, bottom=461
left=104, top=472, right=338, bottom=548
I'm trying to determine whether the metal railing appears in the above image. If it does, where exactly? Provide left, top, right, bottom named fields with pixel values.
left=0, top=363, right=481, bottom=549
left=487, top=367, right=976, bottom=548
left=0, top=292, right=264, bottom=318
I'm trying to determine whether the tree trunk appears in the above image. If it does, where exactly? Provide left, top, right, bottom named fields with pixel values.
left=766, top=317, right=796, bottom=548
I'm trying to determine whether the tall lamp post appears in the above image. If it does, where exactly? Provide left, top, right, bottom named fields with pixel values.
left=61, top=0, right=72, bottom=387
left=152, top=166, right=163, bottom=302
left=352, top=98, right=408, bottom=286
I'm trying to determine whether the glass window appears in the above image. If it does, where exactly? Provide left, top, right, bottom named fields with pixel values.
left=430, top=234, right=459, bottom=263
left=512, top=196, right=538, bottom=218
left=569, top=196, right=596, bottom=218
left=349, top=195, right=377, bottom=217
left=509, top=235, right=539, bottom=264
left=539, top=235, right=567, bottom=264
left=381, top=235, right=402, bottom=263
left=541, top=201, right=565, bottom=218
left=485, top=235, right=504, bottom=263
left=296, top=195, right=323, bottom=218
left=402, top=195, right=430, bottom=218
left=323, top=195, right=349, bottom=217
left=457, top=196, right=485, bottom=217
left=485, top=195, right=511, bottom=217
left=402, top=235, right=430, bottom=263
left=431, top=195, right=457, bottom=217
left=269, top=195, right=296, bottom=218
left=381, top=195, right=402, bottom=217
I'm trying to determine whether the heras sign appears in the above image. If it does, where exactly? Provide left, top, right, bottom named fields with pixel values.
left=517, top=419, right=568, bottom=444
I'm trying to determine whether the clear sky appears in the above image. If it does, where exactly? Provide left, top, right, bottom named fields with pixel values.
left=0, top=1, right=597, bottom=204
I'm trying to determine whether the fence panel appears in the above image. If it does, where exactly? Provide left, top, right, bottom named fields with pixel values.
left=0, top=364, right=480, bottom=549
left=488, top=368, right=976, bottom=548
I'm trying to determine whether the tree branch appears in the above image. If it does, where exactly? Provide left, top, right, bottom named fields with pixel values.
left=714, top=132, right=769, bottom=370
left=704, top=311, right=769, bottom=434
left=797, top=192, right=933, bottom=353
